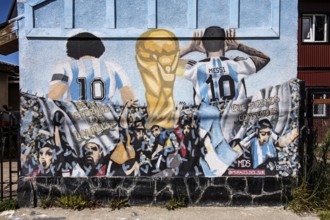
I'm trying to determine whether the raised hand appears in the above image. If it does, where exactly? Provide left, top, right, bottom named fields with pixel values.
left=225, top=28, right=240, bottom=52
left=190, top=30, right=206, bottom=53
left=180, top=30, right=206, bottom=57
left=126, top=99, right=139, bottom=108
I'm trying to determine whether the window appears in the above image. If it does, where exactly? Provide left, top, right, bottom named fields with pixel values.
left=313, top=94, right=328, bottom=117
left=302, top=14, right=328, bottom=43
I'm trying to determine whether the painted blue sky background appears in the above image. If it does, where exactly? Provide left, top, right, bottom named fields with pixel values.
left=0, top=0, right=18, bottom=65
left=18, top=0, right=298, bottom=104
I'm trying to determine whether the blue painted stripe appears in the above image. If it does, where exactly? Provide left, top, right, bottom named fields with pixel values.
left=227, top=64, right=238, bottom=82
left=115, top=71, right=123, bottom=89
left=216, top=142, right=238, bottom=166
left=227, top=64, right=239, bottom=99
left=262, top=142, right=268, bottom=164
left=214, top=58, right=223, bottom=99
left=199, top=158, right=215, bottom=177
left=197, top=65, right=208, bottom=104
left=100, top=61, right=110, bottom=101
left=251, top=138, right=259, bottom=168
left=70, top=61, right=79, bottom=100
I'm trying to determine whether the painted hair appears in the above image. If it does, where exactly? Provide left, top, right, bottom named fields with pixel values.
left=66, top=32, right=105, bottom=59
left=36, top=139, right=55, bottom=151
left=202, top=26, right=226, bottom=52
left=258, top=119, right=273, bottom=130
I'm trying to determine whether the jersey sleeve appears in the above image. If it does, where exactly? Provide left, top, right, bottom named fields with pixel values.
left=183, top=60, right=198, bottom=82
left=50, top=63, right=71, bottom=85
left=230, top=57, right=257, bottom=76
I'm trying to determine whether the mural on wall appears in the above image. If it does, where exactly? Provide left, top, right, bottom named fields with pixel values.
left=19, top=0, right=300, bottom=178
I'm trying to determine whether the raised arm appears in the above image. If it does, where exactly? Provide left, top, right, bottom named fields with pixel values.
left=179, top=30, right=205, bottom=57
left=225, top=28, right=270, bottom=72
left=48, top=82, right=68, bottom=100
left=277, top=128, right=299, bottom=147
left=119, top=100, right=138, bottom=129
left=119, top=86, right=135, bottom=106
left=177, top=31, right=203, bottom=76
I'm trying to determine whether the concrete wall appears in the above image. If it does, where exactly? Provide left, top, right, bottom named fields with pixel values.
left=18, top=0, right=300, bottom=206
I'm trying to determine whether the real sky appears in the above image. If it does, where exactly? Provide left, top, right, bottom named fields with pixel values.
left=0, top=0, right=18, bottom=65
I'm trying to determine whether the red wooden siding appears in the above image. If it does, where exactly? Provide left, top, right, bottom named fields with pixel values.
left=298, top=45, right=330, bottom=68
left=298, top=71, right=330, bottom=87
left=298, top=0, right=330, bottom=143
left=298, top=1, right=330, bottom=87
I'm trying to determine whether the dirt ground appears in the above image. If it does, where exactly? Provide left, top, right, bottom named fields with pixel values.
left=0, top=206, right=320, bottom=220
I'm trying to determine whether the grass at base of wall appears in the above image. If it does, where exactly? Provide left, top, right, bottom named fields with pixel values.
left=39, top=195, right=130, bottom=210
left=165, top=194, right=188, bottom=211
left=109, top=198, right=130, bottom=210
left=0, top=199, right=18, bottom=212
left=57, top=195, right=101, bottom=210
left=288, top=130, right=330, bottom=220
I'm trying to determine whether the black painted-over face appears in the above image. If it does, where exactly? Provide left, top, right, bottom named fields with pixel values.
left=83, top=142, right=102, bottom=166
left=183, top=125, right=191, bottom=136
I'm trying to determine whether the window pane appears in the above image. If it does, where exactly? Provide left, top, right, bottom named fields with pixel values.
left=34, top=0, right=64, bottom=28
left=313, top=104, right=324, bottom=115
left=198, top=0, right=230, bottom=28
left=302, top=17, right=312, bottom=40
left=313, top=94, right=327, bottom=116
left=74, top=0, right=106, bottom=28
left=157, top=0, right=189, bottom=28
left=315, top=16, right=325, bottom=41
left=116, top=0, right=148, bottom=28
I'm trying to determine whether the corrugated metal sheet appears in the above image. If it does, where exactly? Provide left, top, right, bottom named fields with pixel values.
left=298, top=45, right=330, bottom=67
left=299, top=0, right=330, bottom=143
left=298, top=1, right=330, bottom=68
left=298, top=71, right=330, bottom=87
left=298, top=1, right=330, bottom=88
left=298, top=17, right=330, bottom=67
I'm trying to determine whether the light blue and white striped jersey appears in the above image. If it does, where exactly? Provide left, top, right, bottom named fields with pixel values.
left=50, top=57, right=130, bottom=103
left=250, top=137, right=277, bottom=169
left=184, top=57, right=256, bottom=105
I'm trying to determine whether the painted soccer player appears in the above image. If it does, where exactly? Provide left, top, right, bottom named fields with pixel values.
left=180, top=26, right=270, bottom=104
left=37, top=141, right=55, bottom=176
left=177, top=26, right=270, bottom=176
left=48, top=32, right=135, bottom=104
left=67, top=140, right=108, bottom=176
left=239, top=119, right=299, bottom=169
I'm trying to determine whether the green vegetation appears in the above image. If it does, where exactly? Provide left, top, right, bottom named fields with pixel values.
left=40, top=196, right=56, bottom=209
left=38, top=195, right=131, bottom=210
left=109, top=198, right=130, bottom=210
left=165, top=194, right=188, bottom=211
left=57, top=195, right=100, bottom=210
left=318, top=211, right=330, bottom=220
left=288, top=130, right=330, bottom=220
left=0, top=199, right=18, bottom=212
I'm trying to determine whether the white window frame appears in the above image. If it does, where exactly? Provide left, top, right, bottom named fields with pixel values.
left=313, top=94, right=328, bottom=117
left=302, top=14, right=328, bottom=43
